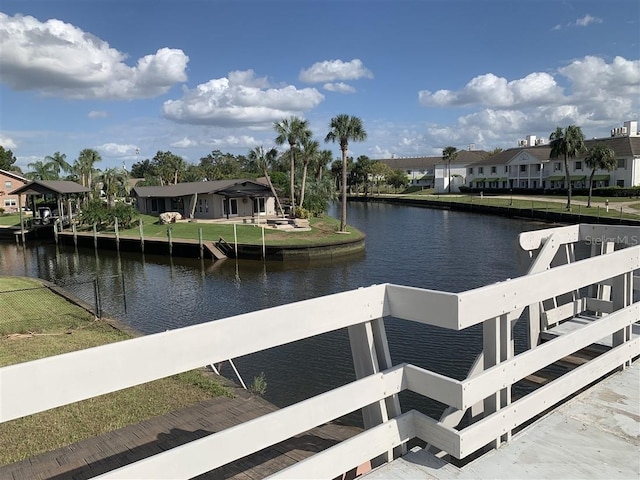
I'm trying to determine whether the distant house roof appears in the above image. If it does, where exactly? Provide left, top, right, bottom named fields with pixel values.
left=379, top=150, right=489, bottom=170
left=132, top=179, right=271, bottom=199
left=473, top=146, right=552, bottom=166
left=582, top=136, right=640, bottom=158
left=0, top=169, right=28, bottom=182
left=9, top=180, right=90, bottom=196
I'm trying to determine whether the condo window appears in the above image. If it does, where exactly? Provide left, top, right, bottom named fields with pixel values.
left=618, top=158, right=626, bottom=169
left=520, top=164, right=527, bottom=172
left=4, top=181, right=11, bottom=189
left=575, top=161, right=582, bottom=171
left=478, top=167, right=484, bottom=174
left=491, top=166, right=496, bottom=174
left=468, top=167, right=473, bottom=174
left=504, top=166, right=509, bottom=173
left=4, top=199, right=16, bottom=207
left=536, top=164, right=541, bottom=172
left=554, top=162, right=562, bottom=171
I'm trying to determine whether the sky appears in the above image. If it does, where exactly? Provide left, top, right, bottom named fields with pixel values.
left=0, top=0, right=639, bottom=172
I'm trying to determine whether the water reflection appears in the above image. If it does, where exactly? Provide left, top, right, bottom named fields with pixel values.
left=0, top=203, right=545, bottom=418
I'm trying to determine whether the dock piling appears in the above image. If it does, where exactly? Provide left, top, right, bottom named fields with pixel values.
left=139, top=219, right=144, bottom=253
left=93, top=223, right=98, bottom=249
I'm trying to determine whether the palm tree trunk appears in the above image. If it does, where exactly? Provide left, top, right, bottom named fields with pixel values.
left=263, top=167, right=285, bottom=217
left=564, top=155, right=571, bottom=210
left=340, top=147, right=348, bottom=232
left=587, top=169, right=596, bottom=208
left=289, top=146, right=296, bottom=217
left=299, top=161, right=309, bottom=209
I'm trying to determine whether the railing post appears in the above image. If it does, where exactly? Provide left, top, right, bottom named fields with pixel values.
left=612, top=270, right=633, bottom=368
left=348, top=318, right=403, bottom=465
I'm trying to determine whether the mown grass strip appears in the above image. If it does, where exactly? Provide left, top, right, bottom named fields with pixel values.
left=0, top=277, right=230, bottom=466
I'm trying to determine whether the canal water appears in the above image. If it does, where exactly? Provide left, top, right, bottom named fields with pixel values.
left=0, top=203, right=546, bottom=420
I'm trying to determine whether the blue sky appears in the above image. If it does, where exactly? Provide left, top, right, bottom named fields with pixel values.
left=1, top=0, right=639, bottom=172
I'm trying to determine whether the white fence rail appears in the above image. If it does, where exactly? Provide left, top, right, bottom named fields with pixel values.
left=1, top=223, right=638, bottom=479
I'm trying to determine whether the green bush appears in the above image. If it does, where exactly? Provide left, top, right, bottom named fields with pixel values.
left=294, top=207, right=311, bottom=219
left=79, top=200, right=138, bottom=230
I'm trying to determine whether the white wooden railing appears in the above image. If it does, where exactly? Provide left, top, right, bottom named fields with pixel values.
left=1, top=223, right=638, bottom=479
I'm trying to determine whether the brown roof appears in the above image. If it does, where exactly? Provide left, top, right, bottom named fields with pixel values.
left=132, top=179, right=270, bottom=198
left=379, top=150, right=489, bottom=170
left=582, top=136, right=640, bottom=158
left=0, top=169, right=28, bottom=182
left=10, top=180, right=90, bottom=196
left=474, top=145, right=552, bottom=166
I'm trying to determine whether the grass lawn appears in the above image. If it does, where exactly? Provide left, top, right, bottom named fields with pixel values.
left=398, top=193, right=640, bottom=222
left=0, top=213, right=21, bottom=226
left=0, top=277, right=230, bottom=466
left=111, top=214, right=365, bottom=246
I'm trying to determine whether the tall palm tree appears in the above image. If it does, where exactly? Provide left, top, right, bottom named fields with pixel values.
left=442, top=146, right=458, bottom=194
left=26, top=160, right=57, bottom=180
left=249, top=146, right=285, bottom=217
left=549, top=125, right=586, bottom=211
left=325, top=114, right=367, bottom=232
left=45, top=151, right=70, bottom=177
left=75, top=148, right=102, bottom=191
left=315, top=150, right=333, bottom=182
left=99, top=167, right=129, bottom=207
left=273, top=116, right=311, bottom=217
left=298, top=137, right=320, bottom=210
left=584, top=143, right=617, bottom=208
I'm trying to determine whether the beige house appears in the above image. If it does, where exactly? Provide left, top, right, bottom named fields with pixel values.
left=0, top=169, right=28, bottom=213
left=132, top=179, right=276, bottom=219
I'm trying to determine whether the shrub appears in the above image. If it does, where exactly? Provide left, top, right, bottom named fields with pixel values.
left=249, top=372, right=267, bottom=395
left=294, top=207, right=311, bottom=219
left=79, top=200, right=138, bottom=230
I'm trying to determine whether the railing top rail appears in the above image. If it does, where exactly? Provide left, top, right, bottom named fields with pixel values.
left=518, top=223, right=640, bottom=251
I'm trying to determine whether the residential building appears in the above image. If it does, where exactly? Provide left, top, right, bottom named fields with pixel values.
left=132, top=179, right=276, bottom=219
left=0, top=169, right=28, bottom=212
left=379, top=150, right=489, bottom=193
left=466, top=120, right=640, bottom=190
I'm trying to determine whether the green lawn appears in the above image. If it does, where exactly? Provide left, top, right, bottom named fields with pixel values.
left=0, top=277, right=230, bottom=465
left=399, top=194, right=640, bottom=222
left=111, top=214, right=365, bottom=246
left=0, top=213, right=21, bottom=226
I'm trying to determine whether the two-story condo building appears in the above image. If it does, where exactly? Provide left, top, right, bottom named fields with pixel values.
left=379, top=150, right=489, bottom=193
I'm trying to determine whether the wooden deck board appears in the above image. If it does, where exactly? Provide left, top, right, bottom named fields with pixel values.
left=0, top=394, right=361, bottom=480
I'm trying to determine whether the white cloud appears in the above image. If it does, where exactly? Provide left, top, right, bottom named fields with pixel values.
left=163, top=70, right=324, bottom=126
left=323, top=82, right=356, bottom=93
left=97, top=143, right=139, bottom=157
left=171, top=137, right=199, bottom=148
left=208, top=135, right=260, bottom=148
left=299, top=59, right=373, bottom=83
left=552, top=14, right=603, bottom=30
left=0, top=136, right=18, bottom=149
left=0, top=13, right=188, bottom=99
left=419, top=71, right=563, bottom=108
left=88, top=110, right=108, bottom=119
left=574, top=14, right=602, bottom=27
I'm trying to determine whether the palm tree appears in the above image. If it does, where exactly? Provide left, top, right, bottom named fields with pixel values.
left=298, top=137, right=320, bottom=209
left=325, top=114, right=367, bottom=232
left=99, top=167, right=129, bottom=207
left=549, top=125, right=586, bottom=211
left=315, top=150, right=333, bottom=182
left=273, top=116, right=311, bottom=217
left=26, top=160, right=57, bottom=180
left=584, top=143, right=617, bottom=208
left=45, top=151, right=70, bottom=177
left=249, top=146, right=285, bottom=217
left=75, top=148, right=102, bottom=191
left=442, top=146, right=458, bottom=194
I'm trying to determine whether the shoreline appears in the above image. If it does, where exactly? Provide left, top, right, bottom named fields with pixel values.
left=349, top=195, right=640, bottom=226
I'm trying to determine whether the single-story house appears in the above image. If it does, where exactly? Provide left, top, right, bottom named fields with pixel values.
left=132, top=179, right=276, bottom=219
left=0, top=169, right=28, bottom=213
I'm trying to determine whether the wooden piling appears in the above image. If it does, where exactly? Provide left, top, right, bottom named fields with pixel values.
left=198, top=227, right=203, bottom=258
left=114, top=217, right=120, bottom=251
left=167, top=227, right=173, bottom=256
left=139, top=219, right=144, bottom=253
left=72, top=223, right=77, bottom=248
left=93, top=223, right=98, bottom=249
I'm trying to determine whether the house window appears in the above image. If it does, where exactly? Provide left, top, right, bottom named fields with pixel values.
left=406, top=170, right=411, bottom=175
left=150, top=198, right=158, bottom=213
left=618, top=158, right=626, bottom=169
left=520, top=165, right=527, bottom=173
left=617, top=180, right=625, bottom=187
left=198, top=199, right=203, bottom=213
left=491, top=166, right=496, bottom=174
left=554, top=162, right=562, bottom=171
left=224, top=198, right=238, bottom=216
left=536, top=164, right=541, bottom=172
left=575, top=161, right=582, bottom=171
left=468, top=167, right=473, bottom=175
left=4, top=199, right=16, bottom=207
left=253, top=198, right=266, bottom=214
left=4, top=181, right=12, bottom=189
left=205, top=199, right=209, bottom=213
left=478, top=167, right=484, bottom=174
left=504, top=166, right=509, bottom=173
